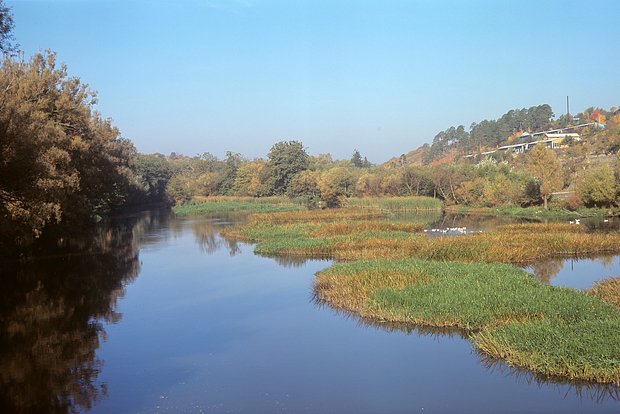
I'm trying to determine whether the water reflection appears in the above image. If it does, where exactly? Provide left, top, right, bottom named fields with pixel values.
left=477, top=351, right=620, bottom=403
left=313, top=287, right=620, bottom=403
left=528, top=255, right=620, bottom=289
left=3, top=210, right=619, bottom=413
left=0, top=211, right=163, bottom=414
left=188, top=219, right=241, bottom=256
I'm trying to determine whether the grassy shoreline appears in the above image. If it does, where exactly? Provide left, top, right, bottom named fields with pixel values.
left=221, top=208, right=620, bottom=385
left=172, top=196, right=305, bottom=216
left=445, top=205, right=616, bottom=219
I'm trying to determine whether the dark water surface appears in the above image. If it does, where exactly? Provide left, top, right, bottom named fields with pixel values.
left=2, top=211, right=620, bottom=413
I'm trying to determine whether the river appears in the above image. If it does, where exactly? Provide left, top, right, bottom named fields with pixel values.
left=1, top=210, right=619, bottom=413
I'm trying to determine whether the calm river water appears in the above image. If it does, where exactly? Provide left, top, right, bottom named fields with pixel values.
left=1, top=211, right=619, bottom=413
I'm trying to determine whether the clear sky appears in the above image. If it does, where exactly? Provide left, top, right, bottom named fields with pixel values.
left=10, top=0, right=620, bottom=162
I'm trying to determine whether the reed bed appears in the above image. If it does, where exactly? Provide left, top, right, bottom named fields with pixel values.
left=344, top=196, right=442, bottom=211
left=590, top=278, right=620, bottom=309
left=444, top=205, right=612, bottom=219
left=316, top=258, right=620, bottom=385
left=229, top=219, right=620, bottom=264
left=172, top=196, right=305, bottom=216
left=246, top=209, right=385, bottom=224
left=473, top=319, right=620, bottom=385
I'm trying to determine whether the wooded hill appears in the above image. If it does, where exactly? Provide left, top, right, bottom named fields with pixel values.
left=387, top=104, right=619, bottom=167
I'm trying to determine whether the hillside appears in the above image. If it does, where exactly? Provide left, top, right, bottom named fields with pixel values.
left=386, top=105, right=619, bottom=167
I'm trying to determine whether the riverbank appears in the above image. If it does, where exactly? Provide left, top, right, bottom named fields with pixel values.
left=445, top=205, right=617, bottom=220
left=172, top=196, right=305, bottom=216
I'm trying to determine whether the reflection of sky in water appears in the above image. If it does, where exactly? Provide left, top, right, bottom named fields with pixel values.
left=88, top=217, right=620, bottom=414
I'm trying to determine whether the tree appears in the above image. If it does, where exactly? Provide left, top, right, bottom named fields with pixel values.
left=233, top=160, right=269, bottom=196
left=0, top=1, right=16, bottom=52
left=0, top=52, right=136, bottom=244
left=317, top=167, right=358, bottom=207
left=265, top=140, right=309, bottom=195
left=578, top=164, right=617, bottom=208
left=525, top=145, right=564, bottom=209
left=351, top=149, right=364, bottom=168
left=217, top=151, right=245, bottom=195
left=133, top=154, right=172, bottom=204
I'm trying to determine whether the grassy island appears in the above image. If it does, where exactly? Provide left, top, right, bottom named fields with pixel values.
left=222, top=207, right=620, bottom=386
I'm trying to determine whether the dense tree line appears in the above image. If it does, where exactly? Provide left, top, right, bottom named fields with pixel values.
left=143, top=134, right=620, bottom=210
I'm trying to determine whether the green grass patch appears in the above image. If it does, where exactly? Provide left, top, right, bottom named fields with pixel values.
left=173, top=197, right=305, bottom=216
left=220, top=207, right=620, bottom=384
left=444, top=205, right=612, bottom=220
left=316, top=258, right=620, bottom=385
left=473, top=319, right=620, bottom=384
left=344, top=196, right=443, bottom=211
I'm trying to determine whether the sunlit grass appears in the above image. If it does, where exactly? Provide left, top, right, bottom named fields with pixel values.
left=344, top=196, right=443, bottom=211
left=316, top=258, right=620, bottom=385
left=220, top=208, right=620, bottom=384
left=473, top=319, right=620, bottom=385
left=172, top=196, right=305, bottom=216
left=225, top=217, right=620, bottom=264
left=590, top=278, right=620, bottom=309
left=445, top=205, right=613, bottom=219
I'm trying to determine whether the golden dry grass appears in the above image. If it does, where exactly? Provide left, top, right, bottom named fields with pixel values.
left=246, top=209, right=384, bottom=224
left=590, top=278, right=620, bottom=309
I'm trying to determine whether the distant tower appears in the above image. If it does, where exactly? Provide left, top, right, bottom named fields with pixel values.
left=566, top=96, right=570, bottom=117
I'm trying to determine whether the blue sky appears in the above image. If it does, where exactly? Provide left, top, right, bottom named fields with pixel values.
left=10, top=0, right=620, bottom=162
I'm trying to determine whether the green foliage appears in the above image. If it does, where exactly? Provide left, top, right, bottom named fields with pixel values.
left=266, top=140, right=309, bottom=195
left=133, top=154, right=172, bottom=204
left=578, top=164, right=617, bottom=208
left=426, top=105, right=554, bottom=162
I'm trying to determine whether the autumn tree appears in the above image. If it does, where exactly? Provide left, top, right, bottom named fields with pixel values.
left=578, top=164, right=617, bottom=208
left=0, top=52, right=136, bottom=245
left=0, top=0, right=15, bottom=52
left=232, top=160, right=269, bottom=196
left=525, top=145, right=564, bottom=209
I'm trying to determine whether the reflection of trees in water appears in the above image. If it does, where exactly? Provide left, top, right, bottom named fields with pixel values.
left=273, top=255, right=324, bottom=268
left=530, top=258, right=565, bottom=284
left=189, top=220, right=241, bottom=256
left=312, top=286, right=620, bottom=403
left=476, top=350, right=620, bottom=403
left=529, top=255, right=620, bottom=285
left=0, top=212, right=163, bottom=414
left=597, top=255, right=617, bottom=269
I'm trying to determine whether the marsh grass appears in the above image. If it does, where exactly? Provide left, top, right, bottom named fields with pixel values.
left=590, top=278, right=620, bottom=309
left=316, top=258, right=620, bottom=385
left=315, top=259, right=617, bottom=329
left=172, top=196, right=304, bottom=216
left=220, top=208, right=620, bottom=384
left=344, top=196, right=442, bottom=211
left=225, top=216, right=620, bottom=264
left=444, top=205, right=613, bottom=219
left=473, top=319, right=620, bottom=385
